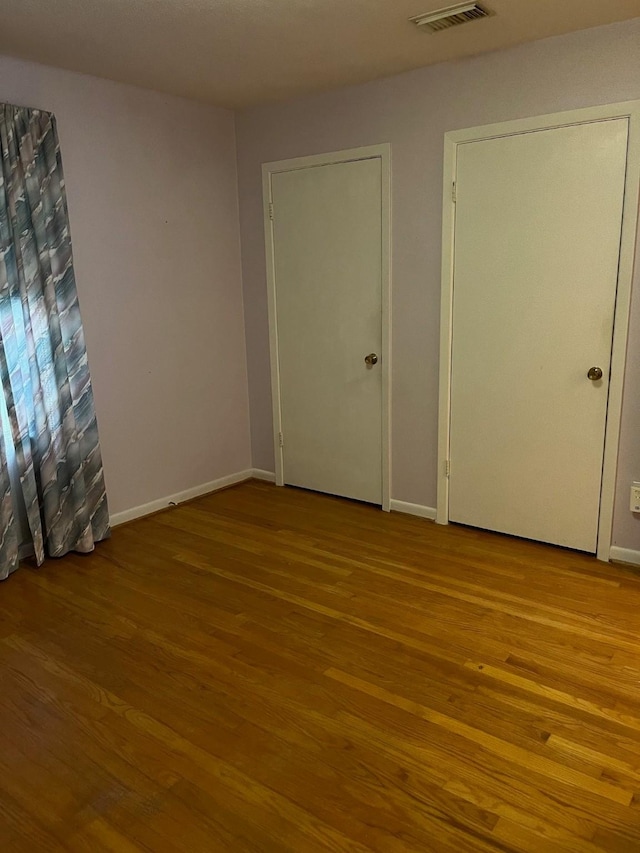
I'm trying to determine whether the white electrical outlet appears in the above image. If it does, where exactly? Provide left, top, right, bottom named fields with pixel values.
left=631, top=482, right=640, bottom=513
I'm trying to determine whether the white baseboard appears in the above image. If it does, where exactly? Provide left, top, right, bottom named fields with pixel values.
left=389, top=500, right=437, bottom=520
left=609, top=546, right=640, bottom=566
left=109, top=469, right=254, bottom=527
left=251, top=469, right=276, bottom=482
left=110, top=472, right=438, bottom=529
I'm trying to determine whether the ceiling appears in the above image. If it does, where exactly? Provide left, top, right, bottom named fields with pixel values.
left=1, top=0, right=639, bottom=109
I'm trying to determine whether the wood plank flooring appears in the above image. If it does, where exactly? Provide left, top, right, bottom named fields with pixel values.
left=1, top=479, right=640, bottom=851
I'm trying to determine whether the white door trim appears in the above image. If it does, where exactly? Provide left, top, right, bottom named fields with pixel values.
left=262, top=144, right=392, bottom=511
left=437, top=101, right=640, bottom=561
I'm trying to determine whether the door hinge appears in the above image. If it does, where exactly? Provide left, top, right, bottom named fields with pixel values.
left=451, top=182, right=457, bottom=204
left=268, top=202, right=274, bottom=221
left=445, top=460, right=450, bottom=478
left=278, top=431, right=284, bottom=447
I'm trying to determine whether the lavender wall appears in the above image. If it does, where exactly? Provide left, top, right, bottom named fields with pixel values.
left=0, top=55, right=251, bottom=517
left=236, top=19, right=640, bottom=550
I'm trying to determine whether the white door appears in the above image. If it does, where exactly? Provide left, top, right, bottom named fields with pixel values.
left=271, top=158, right=383, bottom=504
left=449, top=119, right=628, bottom=552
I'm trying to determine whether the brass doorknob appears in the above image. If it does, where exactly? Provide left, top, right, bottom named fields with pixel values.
left=364, top=353, right=378, bottom=366
left=587, top=366, right=603, bottom=381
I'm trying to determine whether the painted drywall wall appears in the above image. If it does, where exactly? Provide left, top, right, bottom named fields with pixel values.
left=236, top=17, right=640, bottom=551
left=0, top=54, right=251, bottom=517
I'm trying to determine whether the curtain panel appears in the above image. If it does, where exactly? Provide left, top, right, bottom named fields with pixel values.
left=0, top=103, right=109, bottom=580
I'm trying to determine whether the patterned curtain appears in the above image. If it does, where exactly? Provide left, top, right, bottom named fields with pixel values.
left=0, top=103, right=109, bottom=580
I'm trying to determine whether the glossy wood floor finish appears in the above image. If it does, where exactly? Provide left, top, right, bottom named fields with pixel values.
left=1, top=480, right=640, bottom=851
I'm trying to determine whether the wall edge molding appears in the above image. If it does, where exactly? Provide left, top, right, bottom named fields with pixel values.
left=251, top=469, right=277, bottom=482
left=609, top=546, right=640, bottom=566
left=109, top=469, right=254, bottom=527
left=110, top=475, right=441, bottom=527
left=390, top=500, right=437, bottom=520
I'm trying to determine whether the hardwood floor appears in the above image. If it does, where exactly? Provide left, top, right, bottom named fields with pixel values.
left=1, top=480, right=640, bottom=851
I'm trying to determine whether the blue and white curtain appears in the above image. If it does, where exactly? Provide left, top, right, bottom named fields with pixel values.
left=0, top=103, right=109, bottom=580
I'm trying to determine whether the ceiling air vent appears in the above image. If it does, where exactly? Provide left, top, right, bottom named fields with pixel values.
left=410, top=2, right=491, bottom=33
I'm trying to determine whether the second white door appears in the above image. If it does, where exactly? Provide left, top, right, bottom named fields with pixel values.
left=270, top=157, right=383, bottom=504
left=448, top=119, right=628, bottom=552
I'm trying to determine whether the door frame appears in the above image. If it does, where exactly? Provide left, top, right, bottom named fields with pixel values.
left=437, top=101, right=640, bottom=561
left=262, top=144, right=392, bottom=511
